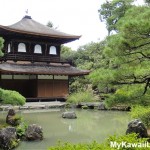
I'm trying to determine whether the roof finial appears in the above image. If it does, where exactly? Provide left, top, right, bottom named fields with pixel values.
left=25, top=9, right=28, bottom=15
left=23, top=9, right=32, bottom=19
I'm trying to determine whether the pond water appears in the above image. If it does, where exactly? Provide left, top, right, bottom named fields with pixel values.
left=0, top=109, right=131, bottom=150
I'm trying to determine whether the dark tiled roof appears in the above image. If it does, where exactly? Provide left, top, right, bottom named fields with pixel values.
left=0, top=62, right=90, bottom=76
left=0, top=15, right=80, bottom=43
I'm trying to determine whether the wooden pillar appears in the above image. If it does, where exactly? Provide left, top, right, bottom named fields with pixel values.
left=45, top=44, right=47, bottom=56
left=52, top=75, right=54, bottom=97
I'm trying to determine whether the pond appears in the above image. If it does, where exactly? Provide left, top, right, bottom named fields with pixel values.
left=0, top=109, right=131, bottom=150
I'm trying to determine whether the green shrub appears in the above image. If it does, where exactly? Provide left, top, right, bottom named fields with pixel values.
left=82, top=105, right=88, bottom=109
left=10, top=138, right=20, bottom=150
left=49, top=141, right=104, bottom=150
left=0, top=88, right=26, bottom=106
left=130, top=105, right=150, bottom=128
left=104, top=85, right=150, bottom=108
left=16, top=122, right=28, bottom=138
left=0, top=123, right=9, bottom=129
left=0, top=37, right=4, bottom=57
left=67, top=91, right=98, bottom=104
left=48, top=133, right=149, bottom=150
left=0, top=50, right=4, bottom=57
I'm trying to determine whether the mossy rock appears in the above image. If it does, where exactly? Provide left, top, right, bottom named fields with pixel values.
left=82, top=105, right=88, bottom=109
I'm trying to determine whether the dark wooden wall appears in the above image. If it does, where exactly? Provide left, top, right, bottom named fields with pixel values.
left=0, top=79, right=68, bottom=98
left=37, top=80, right=68, bottom=98
left=0, top=79, right=37, bottom=97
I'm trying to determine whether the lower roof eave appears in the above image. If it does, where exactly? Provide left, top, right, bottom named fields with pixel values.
left=0, top=62, right=90, bottom=76
left=0, top=70, right=90, bottom=77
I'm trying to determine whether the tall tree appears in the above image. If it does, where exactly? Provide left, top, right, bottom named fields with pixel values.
left=47, top=21, right=58, bottom=29
left=95, top=5, right=150, bottom=106
left=145, top=0, right=150, bottom=5
left=98, top=0, right=134, bottom=35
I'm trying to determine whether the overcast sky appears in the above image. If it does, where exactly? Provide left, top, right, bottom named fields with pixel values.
left=0, top=0, right=144, bottom=50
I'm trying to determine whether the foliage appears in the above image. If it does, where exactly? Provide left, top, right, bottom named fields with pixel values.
left=74, top=42, right=106, bottom=70
left=49, top=141, right=105, bottom=150
left=47, top=21, right=54, bottom=28
left=104, top=85, right=150, bottom=108
left=67, top=90, right=98, bottom=104
left=9, top=139, right=20, bottom=149
left=16, top=122, right=28, bottom=138
left=61, top=41, right=106, bottom=70
left=0, top=88, right=26, bottom=106
left=9, top=138, right=20, bottom=150
left=93, top=4, right=150, bottom=106
left=61, top=45, right=76, bottom=62
left=47, top=21, right=58, bottom=29
left=48, top=133, right=149, bottom=150
left=0, top=123, right=9, bottom=129
left=61, top=41, right=107, bottom=93
left=61, top=0, right=150, bottom=107
left=69, top=77, right=90, bottom=93
left=98, top=0, right=134, bottom=35
left=82, top=105, right=88, bottom=109
left=10, top=115, right=22, bottom=126
left=88, top=68, right=116, bottom=92
left=145, top=0, right=150, bottom=5
left=0, top=37, right=4, bottom=57
left=130, top=105, right=150, bottom=128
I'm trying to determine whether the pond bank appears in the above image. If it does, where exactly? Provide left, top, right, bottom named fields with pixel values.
left=0, top=102, right=66, bottom=111
left=0, top=101, right=130, bottom=111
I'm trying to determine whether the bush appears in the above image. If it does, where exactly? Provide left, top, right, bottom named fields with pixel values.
left=49, top=141, right=104, bottom=150
left=48, top=133, right=149, bottom=150
left=104, top=85, right=150, bottom=108
left=67, top=91, right=98, bottom=104
left=0, top=37, right=4, bottom=57
left=0, top=88, right=26, bottom=106
left=130, top=105, right=150, bottom=128
left=16, top=122, right=28, bottom=138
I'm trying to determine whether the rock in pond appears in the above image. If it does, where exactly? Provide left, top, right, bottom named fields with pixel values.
left=126, top=119, right=148, bottom=138
left=6, top=109, right=20, bottom=126
left=25, top=124, right=43, bottom=141
left=62, top=111, right=77, bottom=119
left=0, top=127, right=19, bottom=150
left=98, top=102, right=106, bottom=110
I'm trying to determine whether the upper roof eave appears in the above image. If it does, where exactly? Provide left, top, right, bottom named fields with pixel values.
left=0, top=16, right=81, bottom=43
left=0, top=25, right=81, bottom=40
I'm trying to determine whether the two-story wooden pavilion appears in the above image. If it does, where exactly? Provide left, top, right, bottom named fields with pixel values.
left=0, top=15, right=90, bottom=101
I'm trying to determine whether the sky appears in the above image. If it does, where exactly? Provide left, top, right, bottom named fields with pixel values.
left=0, top=0, right=144, bottom=50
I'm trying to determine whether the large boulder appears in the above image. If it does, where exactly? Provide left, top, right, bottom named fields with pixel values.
left=0, top=127, right=19, bottom=150
left=126, top=119, right=148, bottom=138
left=25, top=124, right=43, bottom=141
left=62, top=111, right=77, bottom=119
left=6, top=109, right=20, bottom=126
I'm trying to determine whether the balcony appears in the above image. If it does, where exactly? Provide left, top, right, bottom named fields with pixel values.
left=0, top=53, right=61, bottom=63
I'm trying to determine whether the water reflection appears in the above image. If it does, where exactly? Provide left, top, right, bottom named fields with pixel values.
left=69, top=124, right=73, bottom=131
left=0, top=109, right=131, bottom=150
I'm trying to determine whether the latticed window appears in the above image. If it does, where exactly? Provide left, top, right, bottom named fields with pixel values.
left=49, top=46, right=57, bottom=55
left=8, top=44, right=11, bottom=53
left=34, top=44, right=42, bottom=54
left=18, top=43, right=26, bottom=52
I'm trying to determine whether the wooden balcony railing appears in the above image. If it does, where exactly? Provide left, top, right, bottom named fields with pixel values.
left=0, top=54, right=62, bottom=63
